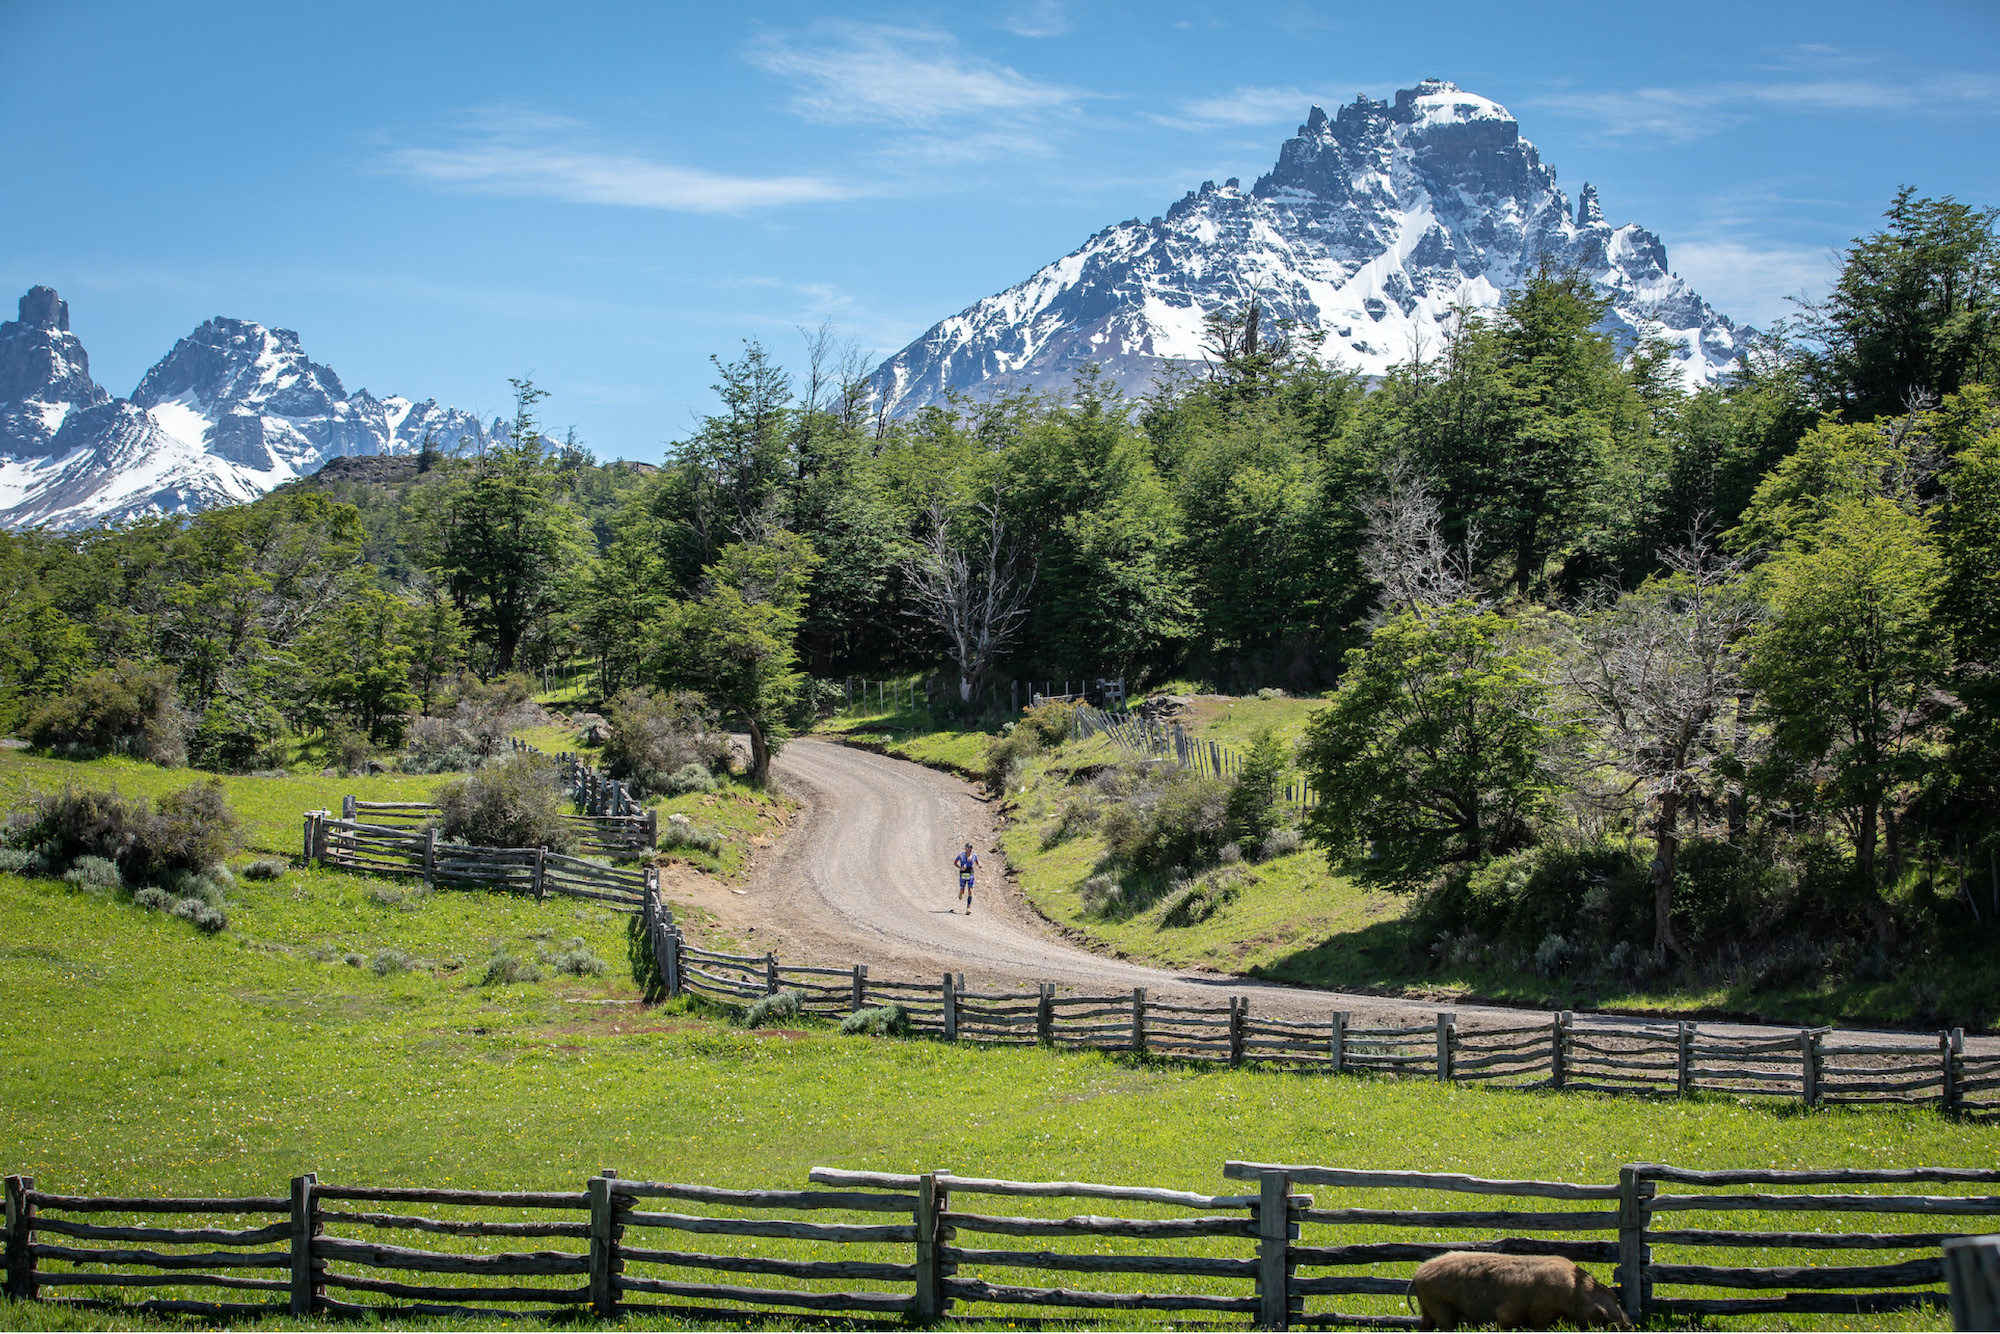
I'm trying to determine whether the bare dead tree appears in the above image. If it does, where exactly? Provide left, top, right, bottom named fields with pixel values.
left=1564, top=525, right=1762, bottom=963
left=1360, top=458, right=1475, bottom=622
left=902, top=497, right=1035, bottom=704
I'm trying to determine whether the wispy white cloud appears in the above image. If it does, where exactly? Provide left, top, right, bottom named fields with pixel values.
left=1151, top=82, right=1385, bottom=131
left=1669, top=238, right=1834, bottom=325
left=1533, top=70, right=2000, bottom=143
left=748, top=23, right=1087, bottom=128
left=380, top=111, right=858, bottom=213
left=1001, top=0, right=1071, bottom=38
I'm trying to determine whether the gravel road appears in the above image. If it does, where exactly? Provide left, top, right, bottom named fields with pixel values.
left=674, top=735, right=1979, bottom=1051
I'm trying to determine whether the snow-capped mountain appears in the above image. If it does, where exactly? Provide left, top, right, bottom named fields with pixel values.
left=0, top=287, right=498, bottom=530
left=871, top=80, right=1745, bottom=412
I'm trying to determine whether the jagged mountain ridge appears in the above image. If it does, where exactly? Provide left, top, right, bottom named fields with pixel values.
left=0, top=287, right=498, bottom=530
left=870, top=80, right=1746, bottom=412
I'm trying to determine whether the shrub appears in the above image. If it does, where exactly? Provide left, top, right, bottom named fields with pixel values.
left=1020, top=700, right=1076, bottom=747
left=1042, top=795, right=1099, bottom=849
left=1100, top=769, right=1233, bottom=874
left=432, top=753, right=575, bottom=852
left=1259, top=826, right=1304, bottom=860
left=11, top=785, right=149, bottom=871
left=63, top=856, right=121, bottom=891
left=840, top=1004, right=911, bottom=1037
left=483, top=950, right=542, bottom=985
left=132, top=886, right=171, bottom=911
left=372, top=948, right=417, bottom=976
left=171, top=896, right=228, bottom=933
left=540, top=937, right=607, bottom=977
left=1080, top=873, right=1126, bottom=916
left=743, top=988, right=806, bottom=1028
left=24, top=660, right=188, bottom=766
left=401, top=714, right=483, bottom=774
left=241, top=858, right=288, bottom=881
left=784, top=678, right=849, bottom=730
left=1159, top=869, right=1244, bottom=928
left=600, top=688, right=734, bottom=797
left=664, top=762, right=717, bottom=796
left=1534, top=932, right=1572, bottom=977
left=0, top=848, right=37, bottom=875
left=659, top=815, right=724, bottom=857
left=1226, top=728, right=1292, bottom=846
left=125, top=780, right=241, bottom=883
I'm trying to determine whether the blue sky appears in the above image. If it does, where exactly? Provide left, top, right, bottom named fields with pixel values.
left=4, top=0, right=1996, bottom=461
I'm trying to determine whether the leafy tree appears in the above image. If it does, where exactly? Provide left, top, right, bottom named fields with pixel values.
left=399, top=585, right=468, bottom=716
left=1226, top=726, right=1293, bottom=846
left=414, top=380, right=590, bottom=673
left=654, top=530, right=820, bottom=786
left=302, top=587, right=419, bottom=746
left=577, top=506, right=669, bottom=699
left=1936, top=418, right=2000, bottom=824
left=1299, top=602, right=1563, bottom=889
left=1747, top=494, right=1945, bottom=879
left=1798, top=188, right=2000, bottom=421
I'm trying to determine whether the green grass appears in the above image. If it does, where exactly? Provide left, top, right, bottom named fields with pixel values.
left=1172, top=692, right=1326, bottom=752
left=816, top=702, right=999, bottom=781
left=0, top=852, right=1990, bottom=1331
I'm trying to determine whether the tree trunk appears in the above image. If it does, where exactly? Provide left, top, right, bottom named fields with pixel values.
left=744, top=715, right=771, bottom=787
left=1858, top=797, right=1879, bottom=882
left=1650, top=789, right=1691, bottom=963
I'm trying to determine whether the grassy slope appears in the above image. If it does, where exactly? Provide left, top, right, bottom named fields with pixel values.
left=1, top=854, right=1990, bottom=1331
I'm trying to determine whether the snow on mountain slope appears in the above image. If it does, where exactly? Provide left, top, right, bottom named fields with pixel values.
left=871, top=80, right=1746, bottom=412
left=0, top=288, right=498, bottom=530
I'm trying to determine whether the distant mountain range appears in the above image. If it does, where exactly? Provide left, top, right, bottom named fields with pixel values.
left=870, top=80, right=1746, bottom=412
left=0, top=287, right=497, bottom=530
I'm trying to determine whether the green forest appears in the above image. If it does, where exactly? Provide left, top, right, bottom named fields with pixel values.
left=2, top=188, right=1997, bottom=1012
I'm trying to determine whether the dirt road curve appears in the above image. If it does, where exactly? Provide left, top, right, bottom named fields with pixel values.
left=684, top=736, right=1977, bottom=1047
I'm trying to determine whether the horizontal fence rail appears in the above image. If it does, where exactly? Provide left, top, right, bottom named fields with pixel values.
left=638, top=884, right=1991, bottom=1117
left=1069, top=704, right=1317, bottom=809
left=304, top=811, right=651, bottom=912
left=9, top=1163, right=1996, bottom=1328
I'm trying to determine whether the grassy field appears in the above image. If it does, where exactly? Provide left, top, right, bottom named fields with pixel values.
left=1, top=847, right=1992, bottom=1331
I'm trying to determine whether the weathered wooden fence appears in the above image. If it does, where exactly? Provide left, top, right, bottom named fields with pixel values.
left=639, top=895, right=1994, bottom=1115
left=304, top=810, right=651, bottom=909
left=9, top=1163, right=1997, bottom=1327
left=314, top=795, right=655, bottom=859
left=1070, top=703, right=1318, bottom=809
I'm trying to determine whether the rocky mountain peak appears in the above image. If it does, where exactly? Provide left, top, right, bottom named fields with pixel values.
left=869, top=80, right=1746, bottom=414
left=18, top=286, right=70, bottom=332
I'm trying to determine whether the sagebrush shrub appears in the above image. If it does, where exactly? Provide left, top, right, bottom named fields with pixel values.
left=600, top=688, right=733, bottom=797
left=126, top=780, right=241, bottom=882
left=840, top=1004, right=911, bottom=1037
left=240, top=858, right=288, bottom=881
left=24, top=660, right=188, bottom=766
left=432, top=753, right=575, bottom=852
left=664, top=762, right=717, bottom=796
left=483, top=950, right=542, bottom=985
left=540, top=937, right=606, bottom=977
left=743, top=988, right=805, bottom=1028
left=372, top=949, right=417, bottom=976
left=62, top=856, right=121, bottom=890
left=659, top=815, right=724, bottom=857
left=0, top=848, right=38, bottom=875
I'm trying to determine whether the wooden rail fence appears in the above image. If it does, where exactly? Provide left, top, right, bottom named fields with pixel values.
left=304, top=809, right=653, bottom=909
left=8, top=1162, right=1996, bottom=1327
left=1070, top=703, right=1318, bottom=809
left=639, top=894, right=1995, bottom=1116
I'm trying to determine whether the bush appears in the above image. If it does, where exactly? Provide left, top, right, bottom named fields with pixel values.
left=1259, top=826, right=1304, bottom=860
left=372, top=948, right=417, bottom=976
left=982, top=725, right=1042, bottom=793
left=659, top=814, right=724, bottom=857
left=840, top=1004, right=911, bottom=1037
left=0, top=848, right=38, bottom=875
left=600, top=688, right=734, bottom=797
left=11, top=785, right=149, bottom=871
left=1100, top=768, right=1233, bottom=874
left=171, top=896, right=228, bottom=933
left=432, top=753, right=575, bottom=852
left=1080, top=872, right=1126, bottom=916
left=24, top=660, right=188, bottom=766
left=1534, top=932, right=1573, bottom=977
left=63, top=856, right=121, bottom=891
left=1020, top=700, right=1076, bottom=747
left=483, top=950, right=542, bottom=985
left=540, top=937, right=607, bottom=977
left=743, top=988, right=806, bottom=1028
left=664, top=762, right=717, bottom=796
left=1159, top=869, right=1243, bottom=927
left=1042, top=795, right=1099, bottom=848
left=401, top=714, right=484, bottom=774
left=402, top=676, right=549, bottom=772
left=240, top=858, right=288, bottom=881
left=132, top=886, right=171, bottom=911
left=784, top=678, right=849, bottom=731
left=125, top=780, right=242, bottom=883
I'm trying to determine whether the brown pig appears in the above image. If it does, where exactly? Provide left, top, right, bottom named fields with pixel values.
left=1408, top=1252, right=1631, bottom=1330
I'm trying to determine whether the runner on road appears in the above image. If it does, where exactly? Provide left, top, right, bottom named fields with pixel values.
left=954, top=843, right=980, bottom=915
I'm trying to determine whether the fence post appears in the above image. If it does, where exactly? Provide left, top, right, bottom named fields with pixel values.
left=288, top=1171, right=319, bottom=1316
left=1616, top=1165, right=1653, bottom=1326
left=1676, top=1022, right=1693, bottom=1097
left=943, top=973, right=957, bottom=1041
left=302, top=814, right=315, bottom=862
left=1229, top=997, right=1246, bottom=1067
left=851, top=964, right=867, bottom=1012
left=1945, top=1236, right=2000, bottom=1331
left=533, top=847, right=547, bottom=901
left=1330, top=1012, right=1347, bottom=1074
left=588, top=1169, right=620, bottom=1320
left=4, top=1174, right=34, bottom=1301
left=1131, top=987, right=1146, bottom=1054
left=1037, top=983, right=1054, bottom=1045
left=1801, top=1030, right=1822, bottom=1107
left=1436, top=1012, right=1455, bottom=1083
left=765, top=954, right=779, bottom=996
left=1551, top=1011, right=1571, bottom=1089
left=423, top=829, right=437, bottom=885
left=663, top=923, right=681, bottom=999
left=1944, top=1029, right=1964, bottom=1113
left=914, top=1171, right=946, bottom=1323
left=342, top=795, right=356, bottom=821
left=1256, top=1169, right=1291, bottom=1331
